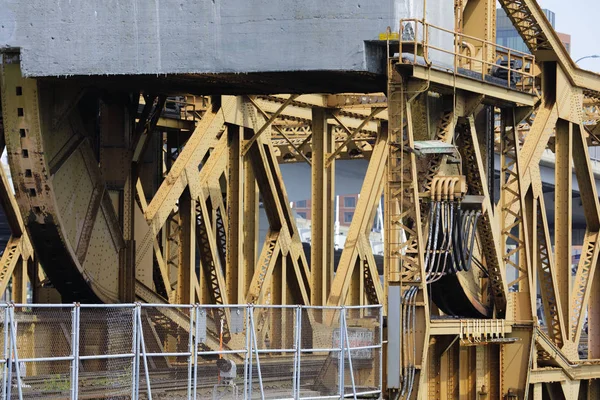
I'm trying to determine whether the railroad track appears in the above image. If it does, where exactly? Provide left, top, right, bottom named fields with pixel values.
left=10, top=355, right=331, bottom=399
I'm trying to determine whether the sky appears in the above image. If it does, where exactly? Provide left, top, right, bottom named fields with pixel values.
left=523, top=0, right=600, bottom=73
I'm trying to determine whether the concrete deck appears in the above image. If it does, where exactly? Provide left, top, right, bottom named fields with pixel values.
left=0, top=0, right=455, bottom=83
left=0, top=0, right=397, bottom=77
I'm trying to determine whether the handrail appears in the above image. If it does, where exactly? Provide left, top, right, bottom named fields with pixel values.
left=398, top=18, right=536, bottom=93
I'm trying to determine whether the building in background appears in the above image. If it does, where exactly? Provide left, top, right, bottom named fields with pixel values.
left=497, top=8, right=571, bottom=54
left=293, top=194, right=359, bottom=227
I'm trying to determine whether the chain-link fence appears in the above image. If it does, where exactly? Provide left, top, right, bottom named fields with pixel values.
left=0, top=303, right=382, bottom=400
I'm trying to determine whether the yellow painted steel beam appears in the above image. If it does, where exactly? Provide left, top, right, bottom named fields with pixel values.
left=266, top=94, right=389, bottom=120
left=11, top=256, right=27, bottom=303
left=242, top=94, right=299, bottom=155
left=156, top=116, right=195, bottom=131
left=570, top=124, right=600, bottom=346
left=326, top=108, right=385, bottom=167
left=385, top=69, right=431, bottom=396
left=0, top=236, right=22, bottom=296
left=310, top=108, right=334, bottom=306
left=498, top=0, right=600, bottom=95
left=410, top=65, right=537, bottom=106
left=501, top=101, right=559, bottom=258
left=195, top=187, right=232, bottom=339
left=500, top=327, right=535, bottom=399
left=132, top=95, right=167, bottom=163
left=241, top=101, right=311, bottom=305
left=251, top=99, right=312, bottom=165
left=429, top=318, right=513, bottom=336
left=145, top=98, right=229, bottom=235
left=2, top=56, right=124, bottom=304
left=0, top=158, right=32, bottom=260
left=227, top=125, right=244, bottom=304
left=571, top=231, right=600, bottom=345
left=176, top=189, right=195, bottom=304
left=531, top=171, right=567, bottom=348
left=254, top=97, right=383, bottom=133
left=555, top=119, right=573, bottom=341
left=500, top=109, right=534, bottom=314
left=242, top=151, right=258, bottom=300
left=246, top=231, right=280, bottom=304
left=327, top=127, right=387, bottom=307
left=461, top=117, right=507, bottom=314
left=136, top=179, right=173, bottom=301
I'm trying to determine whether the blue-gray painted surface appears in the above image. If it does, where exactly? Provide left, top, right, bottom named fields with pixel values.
left=0, top=0, right=454, bottom=77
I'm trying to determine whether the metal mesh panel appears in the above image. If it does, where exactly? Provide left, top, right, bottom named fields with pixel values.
left=196, top=306, right=247, bottom=400
left=344, top=307, right=382, bottom=396
left=13, top=306, right=72, bottom=359
left=78, top=306, right=135, bottom=397
left=138, top=360, right=190, bottom=399
left=0, top=304, right=382, bottom=399
left=249, top=307, right=296, bottom=400
left=139, top=306, right=192, bottom=398
left=10, top=306, right=73, bottom=399
left=299, top=308, right=341, bottom=398
left=8, top=360, right=70, bottom=400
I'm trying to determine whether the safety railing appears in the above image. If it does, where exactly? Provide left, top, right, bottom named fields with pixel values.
left=0, top=303, right=382, bottom=400
left=397, top=19, right=536, bottom=93
left=164, top=96, right=198, bottom=122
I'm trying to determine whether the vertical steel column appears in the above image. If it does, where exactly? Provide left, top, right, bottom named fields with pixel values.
left=243, top=131, right=258, bottom=298
left=177, top=189, right=195, bottom=304
left=591, top=250, right=600, bottom=360
left=500, top=108, right=534, bottom=311
left=120, top=174, right=136, bottom=303
left=311, top=108, right=335, bottom=306
left=227, top=125, right=245, bottom=303
left=10, top=258, right=26, bottom=303
left=555, top=119, right=572, bottom=339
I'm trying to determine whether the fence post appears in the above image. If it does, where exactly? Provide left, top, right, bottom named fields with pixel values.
left=2, top=306, right=9, bottom=400
left=245, top=306, right=251, bottom=400
left=70, top=304, right=77, bottom=400
left=8, top=306, right=23, bottom=400
left=75, top=304, right=81, bottom=399
left=131, top=304, right=138, bottom=400
left=338, top=307, right=345, bottom=398
left=193, top=306, right=200, bottom=400
left=136, top=305, right=153, bottom=400
left=296, top=306, right=304, bottom=398
left=187, top=306, right=194, bottom=400
left=292, top=306, right=297, bottom=400
left=248, top=306, right=265, bottom=400
left=342, top=309, right=357, bottom=399
left=379, top=306, right=383, bottom=395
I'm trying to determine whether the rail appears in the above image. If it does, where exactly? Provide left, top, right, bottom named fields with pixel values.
left=0, top=303, right=382, bottom=400
left=398, top=19, right=536, bottom=93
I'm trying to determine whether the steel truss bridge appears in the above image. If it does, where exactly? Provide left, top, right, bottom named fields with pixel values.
left=2, top=0, right=600, bottom=399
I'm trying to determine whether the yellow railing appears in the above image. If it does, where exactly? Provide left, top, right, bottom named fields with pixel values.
left=398, top=19, right=536, bottom=93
